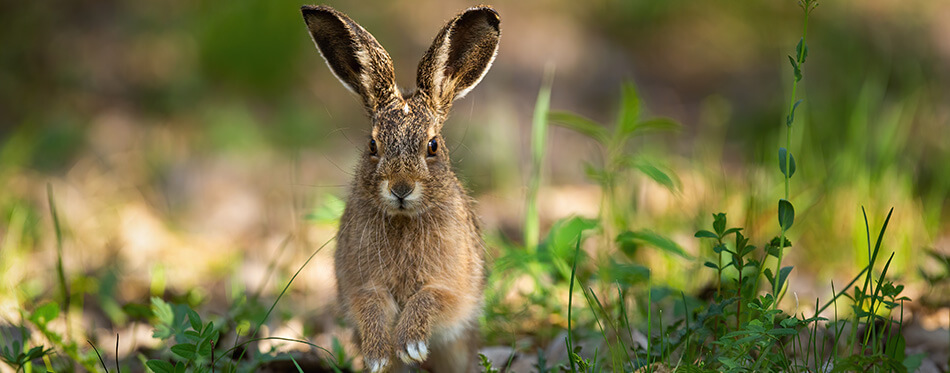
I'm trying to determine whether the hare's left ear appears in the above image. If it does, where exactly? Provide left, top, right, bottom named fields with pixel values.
left=416, top=6, right=500, bottom=114
left=302, top=5, right=400, bottom=112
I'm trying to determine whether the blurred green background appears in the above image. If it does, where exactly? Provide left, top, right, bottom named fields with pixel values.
left=1, top=0, right=948, bottom=367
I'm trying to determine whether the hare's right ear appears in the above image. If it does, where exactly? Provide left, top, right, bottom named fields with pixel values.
left=417, top=6, right=500, bottom=115
left=301, top=5, right=400, bottom=111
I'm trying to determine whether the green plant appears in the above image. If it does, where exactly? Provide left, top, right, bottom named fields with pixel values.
left=772, top=0, right=817, bottom=303
left=918, top=248, right=950, bottom=367
left=478, top=352, right=500, bottom=373
left=0, top=326, right=51, bottom=373
left=549, top=81, right=679, bottom=248
left=147, top=297, right=219, bottom=373
left=142, top=238, right=341, bottom=373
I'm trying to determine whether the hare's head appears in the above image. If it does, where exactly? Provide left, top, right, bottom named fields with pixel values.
left=302, top=5, right=500, bottom=216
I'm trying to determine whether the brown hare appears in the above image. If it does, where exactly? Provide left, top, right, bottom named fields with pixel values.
left=300, top=5, right=500, bottom=372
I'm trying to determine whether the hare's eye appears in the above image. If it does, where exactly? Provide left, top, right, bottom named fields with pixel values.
left=369, top=139, right=378, bottom=156
left=427, top=138, right=438, bottom=157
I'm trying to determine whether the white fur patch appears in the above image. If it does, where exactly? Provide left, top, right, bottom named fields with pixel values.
left=366, top=358, right=388, bottom=372
left=432, top=34, right=451, bottom=101
left=380, top=180, right=424, bottom=213
left=379, top=179, right=390, bottom=202
left=404, top=181, right=423, bottom=202
left=354, top=48, right=373, bottom=97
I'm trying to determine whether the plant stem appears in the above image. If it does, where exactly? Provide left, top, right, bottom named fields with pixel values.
left=774, top=6, right=810, bottom=307
left=717, top=239, right=723, bottom=299
left=736, top=267, right=743, bottom=331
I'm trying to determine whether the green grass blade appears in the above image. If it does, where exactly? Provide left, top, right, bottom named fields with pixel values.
left=864, top=252, right=896, bottom=347
left=525, top=64, right=556, bottom=253
left=582, top=287, right=615, bottom=368
left=289, top=355, right=304, bottom=373
left=566, top=234, right=580, bottom=373
left=46, top=184, right=70, bottom=327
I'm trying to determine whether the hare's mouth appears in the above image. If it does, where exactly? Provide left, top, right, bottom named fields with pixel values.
left=379, top=180, right=424, bottom=215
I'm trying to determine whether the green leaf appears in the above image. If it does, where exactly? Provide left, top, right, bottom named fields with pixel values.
left=780, top=317, right=800, bottom=328
left=183, top=330, right=200, bottom=342
left=778, top=199, right=795, bottom=230
left=617, top=229, right=693, bottom=259
left=704, top=261, right=720, bottom=270
left=30, top=302, right=60, bottom=327
left=618, top=82, right=641, bottom=135
left=548, top=217, right=599, bottom=256
left=777, top=266, right=794, bottom=294
left=779, top=147, right=797, bottom=178
left=713, top=213, right=726, bottom=236
left=767, top=328, right=798, bottom=336
left=151, top=297, right=174, bottom=326
left=617, top=234, right=639, bottom=259
left=769, top=236, right=792, bottom=249
left=607, top=261, right=650, bottom=286
left=197, top=338, right=213, bottom=357
left=543, top=216, right=598, bottom=280
left=170, top=343, right=197, bottom=360
left=764, top=268, right=775, bottom=287
left=733, top=231, right=748, bottom=251
left=630, top=158, right=677, bottom=191
left=885, top=330, right=907, bottom=362
left=786, top=99, right=804, bottom=126
left=627, top=117, right=681, bottom=135
left=723, top=227, right=743, bottom=236
left=187, top=309, right=202, bottom=332
left=23, top=346, right=44, bottom=360
left=788, top=55, right=802, bottom=82
left=147, top=360, right=176, bottom=373
left=903, top=353, right=926, bottom=373
left=235, top=319, right=251, bottom=336
left=201, top=321, right=214, bottom=338
left=548, top=111, right=609, bottom=145
left=796, top=38, right=808, bottom=63
left=694, top=230, right=718, bottom=239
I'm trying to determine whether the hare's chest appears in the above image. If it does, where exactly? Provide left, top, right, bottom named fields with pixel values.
left=379, top=228, right=464, bottom=299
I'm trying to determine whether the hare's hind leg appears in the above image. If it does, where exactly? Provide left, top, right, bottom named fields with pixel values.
left=425, top=325, right=479, bottom=373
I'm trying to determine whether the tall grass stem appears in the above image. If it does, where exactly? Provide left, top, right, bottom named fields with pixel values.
left=524, top=63, right=556, bottom=253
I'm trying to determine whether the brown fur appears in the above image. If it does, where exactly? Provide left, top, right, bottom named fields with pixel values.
left=301, top=5, right=500, bottom=372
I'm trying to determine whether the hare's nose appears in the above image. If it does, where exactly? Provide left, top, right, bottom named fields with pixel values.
left=390, top=182, right=414, bottom=199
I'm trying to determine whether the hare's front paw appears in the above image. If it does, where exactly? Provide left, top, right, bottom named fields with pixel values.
left=395, top=313, right=430, bottom=364
left=361, top=332, right=393, bottom=372
left=396, top=340, right=428, bottom=364
left=364, top=357, right=389, bottom=373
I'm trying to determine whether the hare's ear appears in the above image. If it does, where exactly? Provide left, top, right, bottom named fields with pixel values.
left=417, top=6, right=500, bottom=114
left=302, top=5, right=400, bottom=111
